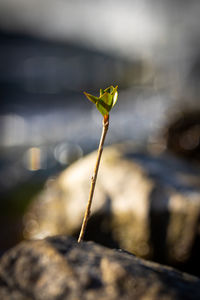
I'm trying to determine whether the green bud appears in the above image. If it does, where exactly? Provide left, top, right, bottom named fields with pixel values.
left=84, top=85, right=118, bottom=116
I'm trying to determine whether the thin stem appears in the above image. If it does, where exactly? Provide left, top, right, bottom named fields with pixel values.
left=78, top=114, right=109, bottom=243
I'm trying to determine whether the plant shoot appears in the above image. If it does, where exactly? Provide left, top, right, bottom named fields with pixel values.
left=78, top=85, right=118, bottom=242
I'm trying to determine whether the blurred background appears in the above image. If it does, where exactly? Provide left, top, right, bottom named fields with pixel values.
left=0, top=0, right=200, bottom=266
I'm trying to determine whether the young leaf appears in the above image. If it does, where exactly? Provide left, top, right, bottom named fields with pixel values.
left=84, top=85, right=118, bottom=116
left=101, top=92, right=113, bottom=108
left=83, top=92, right=99, bottom=104
left=100, top=88, right=104, bottom=97
left=96, top=100, right=109, bottom=116
left=112, top=86, right=118, bottom=107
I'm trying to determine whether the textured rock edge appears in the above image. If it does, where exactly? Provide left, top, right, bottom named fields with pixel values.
left=0, top=236, right=200, bottom=300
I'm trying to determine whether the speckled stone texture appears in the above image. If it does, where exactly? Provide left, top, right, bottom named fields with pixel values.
left=0, top=236, right=200, bottom=300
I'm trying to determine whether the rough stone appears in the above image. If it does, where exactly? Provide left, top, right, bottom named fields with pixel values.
left=0, top=236, right=200, bottom=300
left=23, top=144, right=200, bottom=274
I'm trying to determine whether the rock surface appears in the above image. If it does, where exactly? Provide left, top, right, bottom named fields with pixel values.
left=23, top=144, right=200, bottom=274
left=0, top=236, right=200, bottom=300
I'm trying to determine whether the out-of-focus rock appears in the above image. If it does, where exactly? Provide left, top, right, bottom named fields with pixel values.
left=166, top=110, right=200, bottom=162
left=23, top=144, right=200, bottom=275
left=1, top=235, right=200, bottom=300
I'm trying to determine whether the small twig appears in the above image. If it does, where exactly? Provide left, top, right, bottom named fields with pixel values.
left=78, top=114, right=109, bottom=243
left=78, top=85, right=118, bottom=242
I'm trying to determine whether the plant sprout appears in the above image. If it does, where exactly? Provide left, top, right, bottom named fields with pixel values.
left=78, top=85, right=118, bottom=243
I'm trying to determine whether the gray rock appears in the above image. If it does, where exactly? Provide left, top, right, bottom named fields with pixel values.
left=0, top=236, right=200, bottom=300
left=23, top=144, right=200, bottom=272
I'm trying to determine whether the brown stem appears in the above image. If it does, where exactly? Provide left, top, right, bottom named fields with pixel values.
left=78, top=114, right=109, bottom=243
